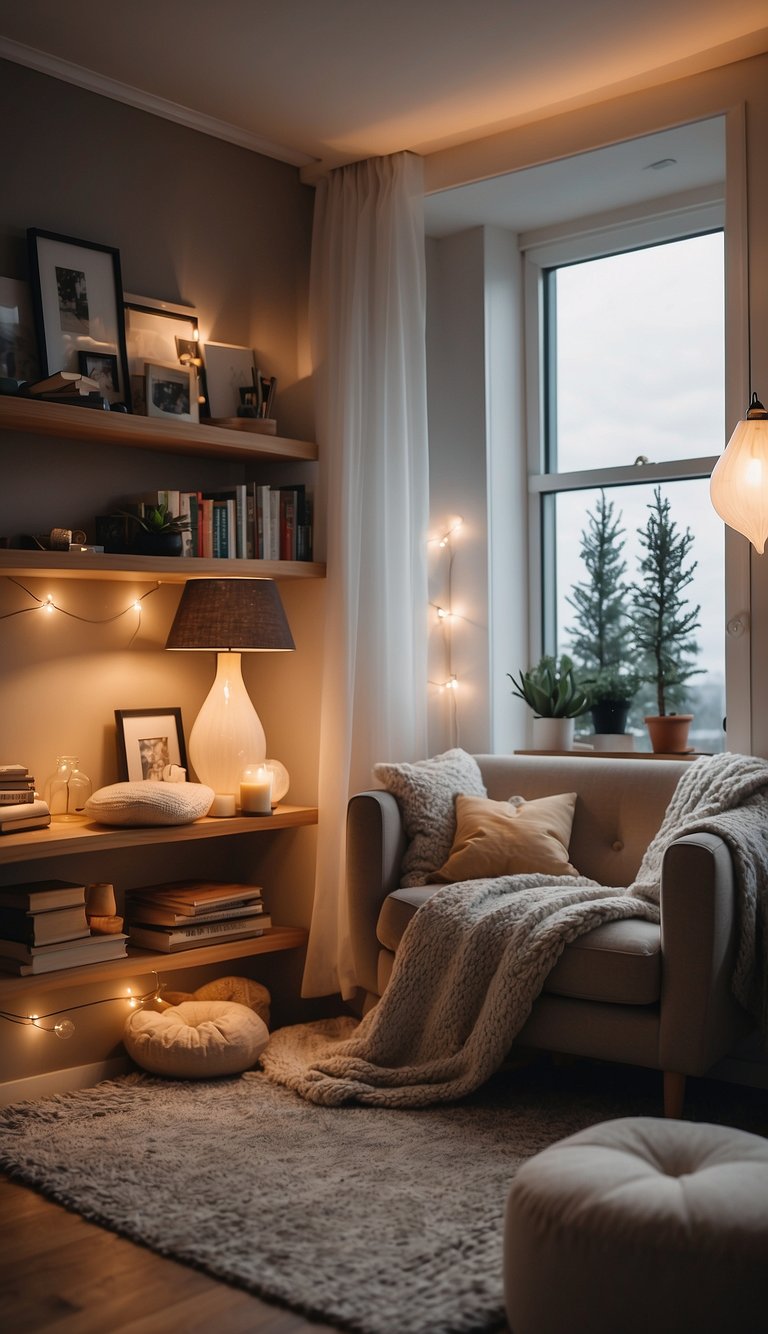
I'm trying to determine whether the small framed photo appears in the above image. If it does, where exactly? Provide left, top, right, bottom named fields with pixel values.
left=145, top=360, right=199, bottom=423
left=78, top=349, right=120, bottom=402
left=0, top=276, right=40, bottom=381
left=115, top=708, right=188, bottom=782
left=27, top=228, right=131, bottom=409
left=202, top=341, right=256, bottom=417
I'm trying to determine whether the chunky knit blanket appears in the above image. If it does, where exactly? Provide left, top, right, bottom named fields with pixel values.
left=262, top=753, right=768, bottom=1107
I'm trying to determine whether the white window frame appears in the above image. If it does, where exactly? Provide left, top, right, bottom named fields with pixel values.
left=522, top=187, right=750, bottom=750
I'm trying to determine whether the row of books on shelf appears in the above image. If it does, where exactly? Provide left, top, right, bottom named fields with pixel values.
left=126, top=484, right=313, bottom=562
left=0, top=878, right=272, bottom=975
left=0, top=765, right=51, bottom=834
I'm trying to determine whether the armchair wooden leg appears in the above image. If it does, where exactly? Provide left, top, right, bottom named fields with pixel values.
left=663, top=1071, right=686, bottom=1118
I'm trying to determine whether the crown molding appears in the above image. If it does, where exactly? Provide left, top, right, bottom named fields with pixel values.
left=0, top=36, right=317, bottom=170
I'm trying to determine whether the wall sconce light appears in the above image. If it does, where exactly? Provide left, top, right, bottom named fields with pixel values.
left=710, top=392, right=768, bottom=553
left=165, top=578, right=295, bottom=813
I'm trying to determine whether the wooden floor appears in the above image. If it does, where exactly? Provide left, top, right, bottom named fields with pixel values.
left=0, top=1175, right=340, bottom=1333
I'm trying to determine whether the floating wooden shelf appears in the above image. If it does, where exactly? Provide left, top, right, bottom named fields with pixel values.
left=0, top=926, right=309, bottom=1002
left=0, top=805, right=318, bottom=866
left=0, top=549, right=325, bottom=582
left=0, top=395, right=318, bottom=463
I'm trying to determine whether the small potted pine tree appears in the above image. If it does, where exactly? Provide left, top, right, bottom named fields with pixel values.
left=566, top=490, right=638, bottom=737
left=629, top=487, right=701, bottom=753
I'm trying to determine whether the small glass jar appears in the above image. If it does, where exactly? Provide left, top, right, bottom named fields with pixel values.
left=45, top=755, right=92, bottom=822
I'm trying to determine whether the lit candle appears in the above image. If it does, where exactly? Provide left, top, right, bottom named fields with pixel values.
left=239, top=764, right=273, bottom=814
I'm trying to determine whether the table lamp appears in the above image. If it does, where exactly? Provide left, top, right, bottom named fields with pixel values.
left=166, top=578, right=294, bottom=814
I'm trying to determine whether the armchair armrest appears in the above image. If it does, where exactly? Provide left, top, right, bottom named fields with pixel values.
left=346, top=791, right=406, bottom=997
left=659, top=832, right=753, bottom=1075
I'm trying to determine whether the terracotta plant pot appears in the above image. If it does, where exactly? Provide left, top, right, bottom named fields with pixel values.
left=644, top=714, right=693, bottom=754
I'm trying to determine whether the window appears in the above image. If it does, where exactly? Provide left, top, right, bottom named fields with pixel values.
left=527, top=226, right=725, bottom=752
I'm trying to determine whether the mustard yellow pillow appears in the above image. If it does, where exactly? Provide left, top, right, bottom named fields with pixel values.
left=431, top=792, right=579, bottom=882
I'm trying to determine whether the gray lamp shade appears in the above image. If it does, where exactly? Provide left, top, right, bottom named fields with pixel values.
left=165, top=579, right=295, bottom=652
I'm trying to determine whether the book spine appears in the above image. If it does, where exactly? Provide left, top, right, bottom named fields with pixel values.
left=246, top=486, right=256, bottom=560
left=0, top=789, right=34, bottom=804
left=269, top=491, right=280, bottom=560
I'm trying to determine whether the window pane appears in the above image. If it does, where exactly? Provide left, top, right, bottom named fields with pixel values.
left=553, top=481, right=724, bottom=753
left=551, top=233, right=724, bottom=472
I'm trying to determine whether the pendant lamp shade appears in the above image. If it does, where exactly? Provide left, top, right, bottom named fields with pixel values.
left=166, top=579, right=294, bottom=808
left=710, top=393, right=768, bottom=554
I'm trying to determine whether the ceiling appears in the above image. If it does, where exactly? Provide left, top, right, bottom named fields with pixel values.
left=0, top=2, right=760, bottom=235
left=0, top=1, right=765, bottom=172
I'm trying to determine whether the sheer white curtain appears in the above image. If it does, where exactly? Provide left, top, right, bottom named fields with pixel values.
left=302, top=152, right=430, bottom=999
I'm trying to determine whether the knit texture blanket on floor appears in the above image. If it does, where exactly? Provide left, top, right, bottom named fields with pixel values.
left=262, top=752, right=768, bottom=1107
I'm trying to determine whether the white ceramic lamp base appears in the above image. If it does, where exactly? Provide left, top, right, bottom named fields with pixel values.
left=189, top=652, right=266, bottom=810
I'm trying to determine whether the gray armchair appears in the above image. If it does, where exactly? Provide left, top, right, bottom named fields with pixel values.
left=346, top=754, right=753, bottom=1115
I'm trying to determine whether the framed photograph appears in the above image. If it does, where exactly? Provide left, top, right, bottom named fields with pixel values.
left=0, top=276, right=40, bottom=381
left=78, top=349, right=120, bottom=402
left=27, top=228, right=131, bottom=409
left=202, top=341, right=256, bottom=417
left=145, top=360, right=199, bottom=423
left=124, top=294, right=199, bottom=376
left=115, top=708, right=188, bottom=782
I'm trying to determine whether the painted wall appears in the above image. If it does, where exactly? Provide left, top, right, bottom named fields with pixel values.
left=0, top=59, right=323, bottom=1096
left=425, top=50, right=768, bottom=757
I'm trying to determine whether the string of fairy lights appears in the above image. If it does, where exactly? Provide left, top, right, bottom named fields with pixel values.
left=0, top=577, right=161, bottom=645
left=0, top=974, right=165, bottom=1039
left=429, top=517, right=464, bottom=746
left=0, top=578, right=170, bottom=1037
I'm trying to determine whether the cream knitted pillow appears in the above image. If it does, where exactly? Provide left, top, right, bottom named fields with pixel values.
left=373, top=748, right=487, bottom=886
left=85, top=780, right=214, bottom=826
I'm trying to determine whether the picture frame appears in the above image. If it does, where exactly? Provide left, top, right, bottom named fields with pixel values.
left=202, top=341, right=256, bottom=418
left=124, top=294, right=199, bottom=376
left=145, top=360, right=199, bottom=424
left=115, top=708, right=188, bottom=782
left=77, top=349, right=120, bottom=402
left=27, top=228, right=131, bottom=409
left=0, top=276, right=40, bottom=382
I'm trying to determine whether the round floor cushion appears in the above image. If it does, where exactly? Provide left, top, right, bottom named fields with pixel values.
left=504, top=1116, right=768, bottom=1334
left=124, top=1001, right=269, bottom=1078
left=162, top=976, right=271, bottom=1026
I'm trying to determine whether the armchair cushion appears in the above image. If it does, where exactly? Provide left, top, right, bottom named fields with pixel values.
left=372, top=748, right=486, bottom=886
left=431, top=791, right=579, bottom=883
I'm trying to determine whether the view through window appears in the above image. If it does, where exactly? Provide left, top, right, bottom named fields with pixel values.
left=544, top=231, right=725, bottom=752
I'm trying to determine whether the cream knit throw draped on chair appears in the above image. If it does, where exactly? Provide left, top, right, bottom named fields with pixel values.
left=262, top=753, right=768, bottom=1107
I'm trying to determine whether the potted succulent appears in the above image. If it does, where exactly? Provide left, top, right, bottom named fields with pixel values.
left=584, top=666, right=640, bottom=736
left=117, top=503, right=190, bottom=557
left=508, top=654, right=591, bottom=750
left=629, top=488, right=701, bottom=753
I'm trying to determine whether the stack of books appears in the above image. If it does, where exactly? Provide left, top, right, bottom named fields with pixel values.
left=0, top=879, right=128, bottom=975
left=0, top=765, right=50, bottom=834
left=23, top=370, right=107, bottom=409
left=127, top=881, right=271, bottom=953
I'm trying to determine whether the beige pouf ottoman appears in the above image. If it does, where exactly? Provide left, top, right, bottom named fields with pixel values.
left=504, top=1116, right=768, bottom=1334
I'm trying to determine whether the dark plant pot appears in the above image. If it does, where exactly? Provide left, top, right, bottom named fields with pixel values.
left=129, top=531, right=184, bottom=557
left=644, top=714, right=694, bottom=754
left=590, top=699, right=630, bottom=735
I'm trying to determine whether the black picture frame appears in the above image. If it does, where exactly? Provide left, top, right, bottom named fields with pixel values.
left=78, top=349, right=120, bottom=401
left=115, top=708, right=188, bottom=782
left=27, top=228, right=132, bottom=410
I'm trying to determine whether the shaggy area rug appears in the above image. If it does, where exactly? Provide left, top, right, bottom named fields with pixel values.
left=0, top=1057, right=766, bottom=1334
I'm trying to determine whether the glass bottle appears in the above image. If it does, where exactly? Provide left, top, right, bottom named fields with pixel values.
left=45, top=755, right=92, bottom=822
